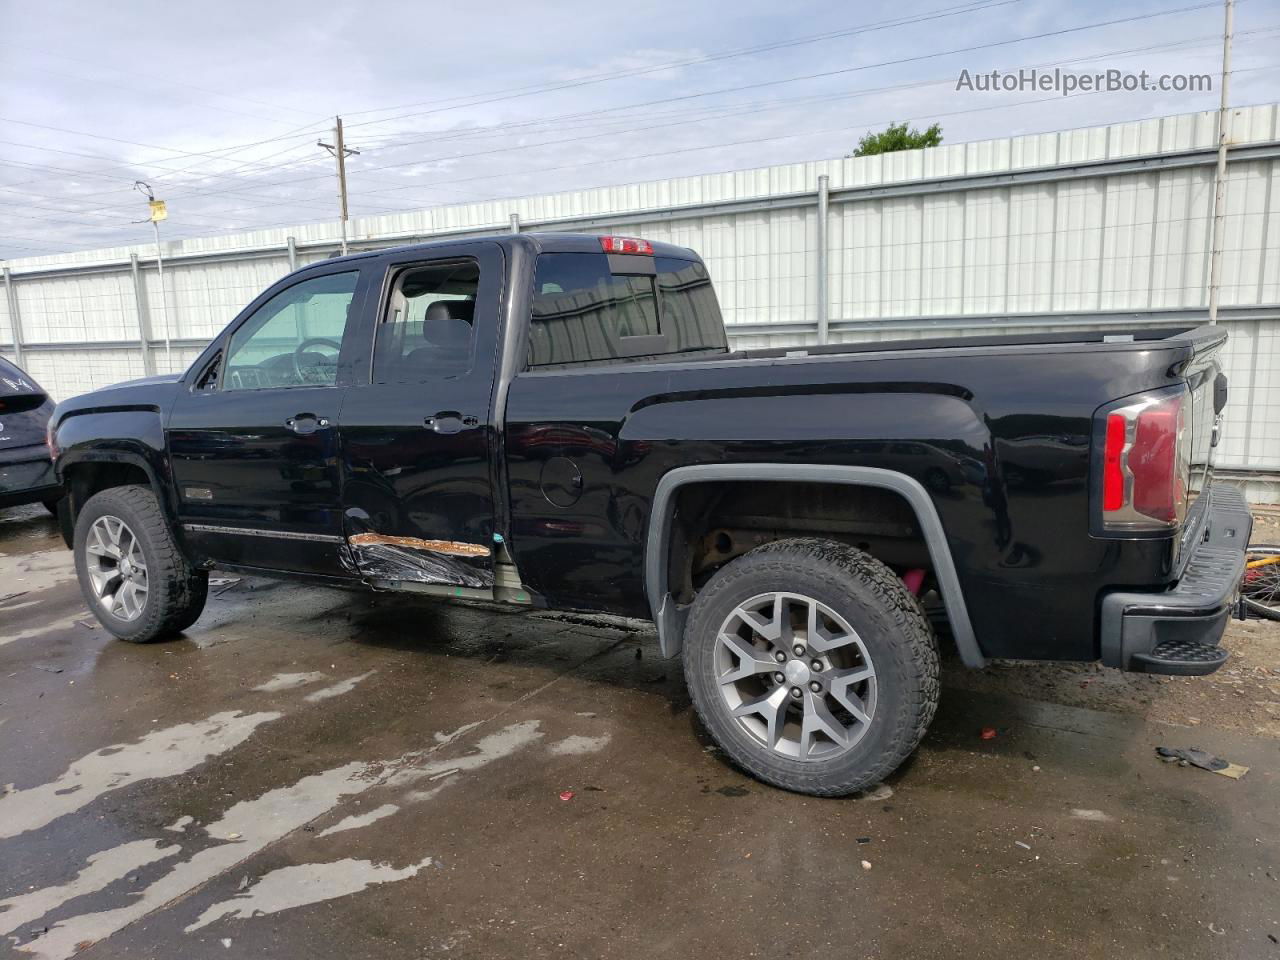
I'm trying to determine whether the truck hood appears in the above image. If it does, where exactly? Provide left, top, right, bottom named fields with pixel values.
left=53, top=372, right=184, bottom=422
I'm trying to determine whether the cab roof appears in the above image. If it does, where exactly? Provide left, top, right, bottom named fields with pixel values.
left=307, top=232, right=699, bottom=270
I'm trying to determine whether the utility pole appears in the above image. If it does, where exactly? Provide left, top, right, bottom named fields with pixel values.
left=134, top=181, right=172, bottom=370
left=1207, top=0, right=1234, bottom=326
left=318, top=116, right=359, bottom=256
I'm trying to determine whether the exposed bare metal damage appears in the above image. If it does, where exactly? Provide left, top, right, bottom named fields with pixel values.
left=346, top=533, right=490, bottom=558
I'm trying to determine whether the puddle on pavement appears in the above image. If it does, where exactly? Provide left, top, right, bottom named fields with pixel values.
left=315, top=803, right=400, bottom=838
left=0, top=711, right=282, bottom=839
left=252, top=672, right=327, bottom=693
left=303, top=670, right=376, bottom=703
left=186, top=855, right=435, bottom=932
left=8, top=716, right=612, bottom=958
left=0, top=548, right=75, bottom=594
left=0, top=839, right=179, bottom=937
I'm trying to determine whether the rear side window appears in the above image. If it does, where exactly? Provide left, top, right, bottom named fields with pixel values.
left=374, top=259, right=479, bottom=382
left=528, top=253, right=726, bottom=368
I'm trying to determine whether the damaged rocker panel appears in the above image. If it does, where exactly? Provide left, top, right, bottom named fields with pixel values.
left=346, top=533, right=491, bottom=557
left=345, top=534, right=495, bottom=589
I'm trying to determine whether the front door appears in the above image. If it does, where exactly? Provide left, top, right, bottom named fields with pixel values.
left=338, top=243, right=503, bottom=588
left=168, top=266, right=369, bottom=576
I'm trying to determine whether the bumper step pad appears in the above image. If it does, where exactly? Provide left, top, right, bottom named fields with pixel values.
left=1131, top=638, right=1229, bottom=676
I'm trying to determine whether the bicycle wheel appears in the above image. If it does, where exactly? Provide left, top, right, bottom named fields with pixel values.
left=1242, top=544, right=1280, bottom=622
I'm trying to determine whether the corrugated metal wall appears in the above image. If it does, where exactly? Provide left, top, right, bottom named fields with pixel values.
left=3, top=104, right=1279, bottom=497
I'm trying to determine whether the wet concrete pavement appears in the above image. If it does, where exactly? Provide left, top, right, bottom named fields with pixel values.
left=1, top=505, right=1278, bottom=959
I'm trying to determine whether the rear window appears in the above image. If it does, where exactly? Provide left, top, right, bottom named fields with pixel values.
left=0, top=358, right=42, bottom=397
left=528, top=253, right=726, bottom=368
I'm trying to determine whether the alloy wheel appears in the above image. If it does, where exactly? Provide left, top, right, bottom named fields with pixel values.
left=84, top=515, right=149, bottom=621
left=714, top=591, right=877, bottom=762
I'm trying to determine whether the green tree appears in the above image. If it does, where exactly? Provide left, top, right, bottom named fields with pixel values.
left=852, top=122, right=943, bottom=157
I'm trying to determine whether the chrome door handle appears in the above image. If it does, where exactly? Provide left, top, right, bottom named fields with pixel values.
left=424, top=413, right=479, bottom=434
left=286, top=414, right=330, bottom=435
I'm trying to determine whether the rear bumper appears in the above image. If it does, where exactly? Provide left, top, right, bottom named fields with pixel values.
left=0, top=448, right=57, bottom=507
left=1100, top=484, right=1252, bottom=674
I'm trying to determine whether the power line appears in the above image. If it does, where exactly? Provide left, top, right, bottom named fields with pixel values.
left=3, top=28, right=1261, bottom=237
left=0, top=2, right=1234, bottom=219
left=100, top=1, right=1238, bottom=208
left=341, top=0, right=1023, bottom=127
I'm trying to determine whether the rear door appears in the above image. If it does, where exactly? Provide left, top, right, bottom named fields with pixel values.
left=338, top=242, right=504, bottom=588
left=167, top=265, right=371, bottom=576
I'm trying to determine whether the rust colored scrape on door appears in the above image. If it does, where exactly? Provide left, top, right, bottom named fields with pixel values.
left=347, top=534, right=491, bottom=557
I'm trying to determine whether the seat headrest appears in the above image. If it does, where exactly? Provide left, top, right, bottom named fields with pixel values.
left=422, top=300, right=474, bottom=347
left=424, top=300, right=474, bottom=323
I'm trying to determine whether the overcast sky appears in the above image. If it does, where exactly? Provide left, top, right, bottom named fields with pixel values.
left=1, top=0, right=1276, bottom=261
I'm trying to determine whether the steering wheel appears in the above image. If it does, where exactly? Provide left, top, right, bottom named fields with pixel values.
left=292, top=337, right=342, bottom=384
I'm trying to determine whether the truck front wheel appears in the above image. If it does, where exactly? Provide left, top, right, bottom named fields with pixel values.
left=73, top=485, right=208, bottom=643
left=683, top=538, right=940, bottom=796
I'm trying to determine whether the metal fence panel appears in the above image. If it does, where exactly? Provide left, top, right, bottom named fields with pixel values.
left=2, top=104, right=1279, bottom=498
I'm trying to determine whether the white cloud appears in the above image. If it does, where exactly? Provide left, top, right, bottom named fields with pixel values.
left=0, top=0, right=1270, bottom=259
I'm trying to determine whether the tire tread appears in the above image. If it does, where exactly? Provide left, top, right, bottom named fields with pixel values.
left=684, top=537, right=940, bottom=797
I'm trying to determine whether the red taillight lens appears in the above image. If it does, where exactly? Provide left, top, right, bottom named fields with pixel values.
left=1130, top=399, right=1181, bottom=522
left=598, top=236, right=653, bottom=255
left=1102, top=414, right=1126, bottom=510
left=1098, top=390, right=1189, bottom=531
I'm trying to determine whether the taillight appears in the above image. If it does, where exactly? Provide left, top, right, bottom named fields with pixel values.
left=598, top=236, right=653, bottom=255
left=1098, top=389, right=1190, bottom=532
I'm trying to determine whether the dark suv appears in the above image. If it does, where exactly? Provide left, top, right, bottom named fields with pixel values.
left=0, top=357, right=59, bottom=512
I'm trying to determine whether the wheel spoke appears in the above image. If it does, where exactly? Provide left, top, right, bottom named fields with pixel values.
left=828, top=666, right=874, bottom=724
left=717, top=632, right=780, bottom=684
left=808, top=618, right=861, bottom=654
left=731, top=595, right=784, bottom=643
left=800, top=691, right=850, bottom=758
left=732, top=686, right=790, bottom=751
left=85, top=527, right=113, bottom=558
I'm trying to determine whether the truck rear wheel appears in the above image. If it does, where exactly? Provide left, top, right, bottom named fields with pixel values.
left=73, top=485, right=208, bottom=643
left=683, top=538, right=940, bottom=796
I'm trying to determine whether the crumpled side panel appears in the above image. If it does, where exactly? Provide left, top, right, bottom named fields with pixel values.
left=345, top=535, right=494, bottom=589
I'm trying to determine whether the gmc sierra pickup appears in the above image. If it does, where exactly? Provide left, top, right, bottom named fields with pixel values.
left=47, top=232, right=1251, bottom=796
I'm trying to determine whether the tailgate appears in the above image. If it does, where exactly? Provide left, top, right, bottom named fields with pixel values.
left=1176, top=326, right=1228, bottom=568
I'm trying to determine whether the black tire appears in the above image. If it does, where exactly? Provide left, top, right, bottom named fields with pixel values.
left=73, top=485, right=208, bottom=642
left=684, top=538, right=940, bottom=797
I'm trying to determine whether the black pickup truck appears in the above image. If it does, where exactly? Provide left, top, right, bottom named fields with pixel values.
left=47, top=232, right=1251, bottom=795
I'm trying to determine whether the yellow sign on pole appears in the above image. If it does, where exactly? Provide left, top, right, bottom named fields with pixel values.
left=149, top=199, right=167, bottom=223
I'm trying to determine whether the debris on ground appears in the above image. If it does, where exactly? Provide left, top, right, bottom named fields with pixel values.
left=1155, top=746, right=1249, bottom=779
left=860, top=860, right=872, bottom=871
left=1015, top=841, right=1031, bottom=850
left=980, top=726, right=998, bottom=740
left=559, top=790, right=575, bottom=801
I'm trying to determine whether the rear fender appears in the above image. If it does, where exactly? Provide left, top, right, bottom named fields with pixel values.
left=644, top=463, right=984, bottom=667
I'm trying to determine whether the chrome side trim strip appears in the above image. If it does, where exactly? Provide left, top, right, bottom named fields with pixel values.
left=182, top=523, right=345, bottom=544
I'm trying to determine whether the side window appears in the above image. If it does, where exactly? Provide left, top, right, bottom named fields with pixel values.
left=527, top=253, right=727, bottom=368
left=528, top=254, right=661, bottom=367
left=223, top=271, right=359, bottom=391
left=373, top=259, right=478, bottom=382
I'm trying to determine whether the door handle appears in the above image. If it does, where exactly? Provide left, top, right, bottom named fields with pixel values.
left=285, top=414, right=330, bottom=435
left=424, top=413, right=479, bottom=434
